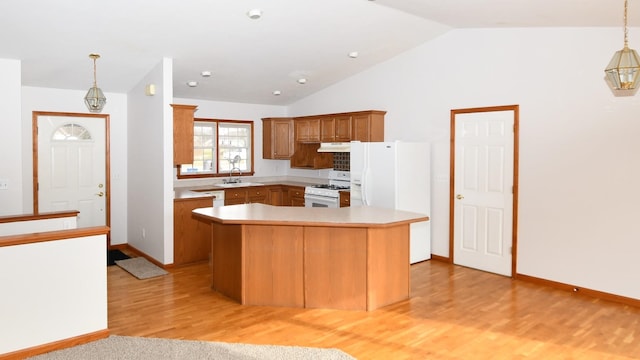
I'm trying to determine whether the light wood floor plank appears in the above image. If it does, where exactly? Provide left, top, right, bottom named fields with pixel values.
left=108, top=259, right=640, bottom=359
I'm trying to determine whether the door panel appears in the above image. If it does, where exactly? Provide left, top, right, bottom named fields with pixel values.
left=452, top=106, right=517, bottom=277
left=34, top=112, right=110, bottom=233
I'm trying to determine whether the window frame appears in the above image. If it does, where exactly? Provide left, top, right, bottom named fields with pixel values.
left=176, top=118, right=255, bottom=179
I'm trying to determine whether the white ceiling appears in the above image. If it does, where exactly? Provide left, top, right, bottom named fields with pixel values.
left=0, top=0, right=632, bottom=105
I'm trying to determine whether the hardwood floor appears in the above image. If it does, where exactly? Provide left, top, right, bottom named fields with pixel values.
left=108, top=259, right=640, bottom=359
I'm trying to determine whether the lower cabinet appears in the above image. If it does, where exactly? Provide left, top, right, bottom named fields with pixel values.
left=267, top=186, right=284, bottom=206
left=248, top=187, right=268, bottom=203
left=225, top=187, right=270, bottom=205
left=225, top=185, right=304, bottom=206
left=340, top=191, right=350, bottom=207
left=173, top=197, right=212, bottom=265
left=287, top=186, right=305, bottom=207
left=175, top=185, right=307, bottom=265
left=225, top=189, right=248, bottom=205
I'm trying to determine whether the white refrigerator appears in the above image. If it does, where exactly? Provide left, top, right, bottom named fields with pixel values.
left=350, top=141, right=431, bottom=263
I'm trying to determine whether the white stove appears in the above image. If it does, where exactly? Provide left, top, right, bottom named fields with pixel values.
left=304, top=170, right=350, bottom=208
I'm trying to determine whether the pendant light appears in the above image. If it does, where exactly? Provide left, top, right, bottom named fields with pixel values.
left=605, top=0, right=640, bottom=90
left=84, top=53, right=107, bottom=113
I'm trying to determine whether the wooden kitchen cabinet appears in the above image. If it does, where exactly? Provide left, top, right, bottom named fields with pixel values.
left=321, top=115, right=352, bottom=142
left=340, top=191, right=350, bottom=207
left=173, top=197, right=212, bottom=265
left=295, top=118, right=321, bottom=142
left=290, top=143, right=333, bottom=169
left=286, top=186, right=306, bottom=207
left=262, top=117, right=294, bottom=159
left=225, top=189, right=247, bottom=205
left=224, top=186, right=271, bottom=205
left=247, top=187, right=268, bottom=204
left=172, top=104, right=198, bottom=166
left=351, top=111, right=385, bottom=142
left=267, top=186, right=284, bottom=206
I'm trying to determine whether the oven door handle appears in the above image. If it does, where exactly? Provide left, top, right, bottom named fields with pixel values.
left=304, top=193, right=337, bottom=201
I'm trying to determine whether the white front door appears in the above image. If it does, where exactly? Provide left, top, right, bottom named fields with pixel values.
left=451, top=106, right=517, bottom=276
left=36, top=114, right=108, bottom=229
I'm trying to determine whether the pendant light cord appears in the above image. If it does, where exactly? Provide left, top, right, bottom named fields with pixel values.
left=624, top=0, right=630, bottom=48
left=93, top=58, right=97, bottom=87
left=89, top=53, right=100, bottom=88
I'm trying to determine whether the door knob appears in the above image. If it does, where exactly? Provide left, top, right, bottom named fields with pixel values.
left=456, top=194, right=464, bottom=200
left=96, top=191, right=104, bottom=197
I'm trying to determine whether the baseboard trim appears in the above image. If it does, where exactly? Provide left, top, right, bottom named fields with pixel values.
left=516, top=273, right=640, bottom=308
left=108, top=243, right=127, bottom=251
left=430, top=254, right=451, bottom=263
left=124, top=244, right=175, bottom=269
left=0, top=329, right=109, bottom=360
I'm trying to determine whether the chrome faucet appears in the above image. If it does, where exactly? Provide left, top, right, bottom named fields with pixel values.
left=225, top=155, right=242, bottom=183
left=228, top=167, right=242, bottom=183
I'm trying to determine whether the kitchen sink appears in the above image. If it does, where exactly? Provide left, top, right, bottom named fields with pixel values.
left=216, top=182, right=264, bottom=188
left=192, top=183, right=264, bottom=191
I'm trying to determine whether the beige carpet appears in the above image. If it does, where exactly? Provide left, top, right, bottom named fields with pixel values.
left=115, top=257, right=168, bottom=279
left=27, top=335, right=355, bottom=359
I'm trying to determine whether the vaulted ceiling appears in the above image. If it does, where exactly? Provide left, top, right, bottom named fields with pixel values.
left=0, top=0, right=631, bottom=105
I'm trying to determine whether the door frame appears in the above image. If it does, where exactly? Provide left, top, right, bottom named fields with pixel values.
left=449, top=105, right=520, bottom=277
left=32, top=111, right=111, bottom=245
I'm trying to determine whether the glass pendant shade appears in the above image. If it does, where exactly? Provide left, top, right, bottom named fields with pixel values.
left=84, top=86, right=106, bottom=113
left=605, top=46, right=640, bottom=90
left=84, top=53, right=106, bottom=113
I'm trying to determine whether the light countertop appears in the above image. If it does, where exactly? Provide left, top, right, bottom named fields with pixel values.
left=174, top=180, right=328, bottom=200
left=192, top=203, right=428, bottom=228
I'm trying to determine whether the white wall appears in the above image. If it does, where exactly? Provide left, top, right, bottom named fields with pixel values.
left=0, top=59, right=22, bottom=215
left=289, top=27, right=640, bottom=300
left=127, top=59, right=172, bottom=263
left=0, top=234, right=107, bottom=354
left=21, top=87, right=129, bottom=245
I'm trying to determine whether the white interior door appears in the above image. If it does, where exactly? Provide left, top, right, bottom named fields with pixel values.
left=37, top=115, right=107, bottom=228
left=452, top=106, right=516, bottom=276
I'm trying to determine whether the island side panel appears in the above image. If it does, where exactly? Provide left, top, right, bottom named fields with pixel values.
left=304, top=227, right=368, bottom=311
left=366, top=224, right=411, bottom=311
left=211, top=222, right=243, bottom=302
left=242, top=225, right=304, bottom=307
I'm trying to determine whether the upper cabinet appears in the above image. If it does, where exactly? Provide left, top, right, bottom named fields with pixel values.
left=262, top=117, right=294, bottom=159
left=172, top=104, right=198, bottom=166
left=321, top=115, right=352, bottom=142
left=260, top=110, right=386, bottom=169
left=351, top=111, right=385, bottom=142
left=295, top=117, right=321, bottom=143
left=294, top=110, right=384, bottom=144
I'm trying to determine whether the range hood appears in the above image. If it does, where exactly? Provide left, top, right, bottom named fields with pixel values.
left=317, top=142, right=351, bottom=153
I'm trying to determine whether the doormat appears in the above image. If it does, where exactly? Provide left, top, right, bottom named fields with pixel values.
left=107, top=249, right=130, bottom=266
left=115, top=257, right=168, bottom=280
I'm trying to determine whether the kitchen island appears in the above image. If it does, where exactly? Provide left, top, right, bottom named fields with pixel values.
left=192, top=203, right=428, bottom=311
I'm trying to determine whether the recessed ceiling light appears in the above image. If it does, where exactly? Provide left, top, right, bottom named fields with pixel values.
left=187, top=81, right=198, bottom=87
left=297, top=78, right=307, bottom=84
left=247, top=9, right=262, bottom=19
left=201, top=71, right=212, bottom=77
left=348, top=51, right=359, bottom=58
left=273, top=90, right=282, bottom=96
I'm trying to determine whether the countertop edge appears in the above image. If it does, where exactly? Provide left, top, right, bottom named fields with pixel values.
left=192, top=204, right=429, bottom=228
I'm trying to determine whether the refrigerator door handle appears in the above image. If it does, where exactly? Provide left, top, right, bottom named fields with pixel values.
left=362, top=167, right=371, bottom=206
